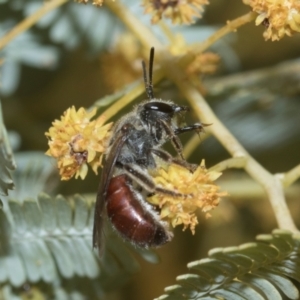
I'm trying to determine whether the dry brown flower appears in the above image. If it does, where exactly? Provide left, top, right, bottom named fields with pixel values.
left=143, top=0, right=209, bottom=25
left=147, top=160, right=226, bottom=234
left=45, top=106, right=113, bottom=180
left=243, top=0, right=300, bottom=40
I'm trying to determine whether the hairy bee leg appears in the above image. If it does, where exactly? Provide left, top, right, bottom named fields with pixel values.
left=121, top=164, right=188, bottom=198
left=151, top=148, right=197, bottom=172
left=159, top=120, right=184, bottom=159
left=159, top=121, right=210, bottom=160
left=174, top=123, right=207, bottom=135
left=172, top=123, right=211, bottom=159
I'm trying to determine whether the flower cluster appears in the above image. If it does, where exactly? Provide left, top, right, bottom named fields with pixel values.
left=143, top=0, right=209, bottom=25
left=243, top=0, right=300, bottom=40
left=168, top=34, right=219, bottom=74
left=45, top=106, right=113, bottom=180
left=99, top=34, right=142, bottom=92
left=147, top=161, right=226, bottom=234
left=185, top=52, right=220, bottom=75
left=168, top=35, right=219, bottom=92
left=75, top=0, right=104, bottom=6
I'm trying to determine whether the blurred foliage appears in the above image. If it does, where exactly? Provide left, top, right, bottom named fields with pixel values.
left=0, top=0, right=116, bottom=96
left=156, top=230, right=300, bottom=300
left=0, top=0, right=300, bottom=299
left=0, top=102, right=15, bottom=196
left=0, top=0, right=237, bottom=97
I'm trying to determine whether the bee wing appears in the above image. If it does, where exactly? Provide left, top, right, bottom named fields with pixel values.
left=92, top=125, right=130, bottom=254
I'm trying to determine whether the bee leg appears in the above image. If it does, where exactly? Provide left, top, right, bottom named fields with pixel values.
left=159, top=121, right=210, bottom=160
left=174, top=122, right=212, bottom=136
left=170, top=122, right=211, bottom=159
left=159, top=120, right=184, bottom=159
left=151, top=149, right=197, bottom=172
left=121, top=163, right=188, bottom=198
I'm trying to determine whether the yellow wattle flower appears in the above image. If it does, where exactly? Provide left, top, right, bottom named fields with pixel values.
left=45, top=106, right=113, bottom=180
left=147, top=160, right=227, bottom=234
left=244, top=0, right=300, bottom=40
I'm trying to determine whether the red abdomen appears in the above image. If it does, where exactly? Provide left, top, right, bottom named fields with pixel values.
left=106, top=174, right=172, bottom=247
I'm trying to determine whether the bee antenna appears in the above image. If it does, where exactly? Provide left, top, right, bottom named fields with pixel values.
left=142, top=47, right=155, bottom=100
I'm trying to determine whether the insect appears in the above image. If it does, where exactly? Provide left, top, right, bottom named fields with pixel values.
left=93, top=48, right=206, bottom=253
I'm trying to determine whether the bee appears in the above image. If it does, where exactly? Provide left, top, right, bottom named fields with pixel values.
left=93, top=48, right=205, bottom=253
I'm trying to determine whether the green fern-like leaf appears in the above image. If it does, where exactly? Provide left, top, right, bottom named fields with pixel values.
left=0, top=192, right=159, bottom=297
left=8, top=152, right=58, bottom=203
left=155, top=230, right=300, bottom=300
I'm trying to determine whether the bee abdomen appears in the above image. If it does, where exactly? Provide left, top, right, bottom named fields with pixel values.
left=106, top=174, right=172, bottom=248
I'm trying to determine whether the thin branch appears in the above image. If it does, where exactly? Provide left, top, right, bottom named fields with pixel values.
left=277, top=164, right=300, bottom=188
left=220, top=176, right=300, bottom=200
left=159, top=22, right=178, bottom=45
left=191, top=11, right=257, bottom=54
left=105, top=0, right=162, bottom=50
left=178, top=11, right=257, bottom=68
left=0, top=0, right=68, bottom=51
left=105, top=0, right=298, bottom=233
left=163, top=58, right=298, bottom=232
left=205, top=58, right=300, bottom=93
left=209, top=157, right=247, bottom=173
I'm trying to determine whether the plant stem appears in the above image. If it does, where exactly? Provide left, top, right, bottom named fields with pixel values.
left=178, top=11, right=257, bottom=68
left=164, top=59, right=298, bottom=232
left=209, top=157, right=247, bottom=173
left=278, top=164, right=300, bottom=188
left=107, top=1, right=298, bottom=232
left=191, top=11, right=257, bottom=54
left=0, top=0, right=68, bottom=51
left=106, top=0, right=162, bottom=50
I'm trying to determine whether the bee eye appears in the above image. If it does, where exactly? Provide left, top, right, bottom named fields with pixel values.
left=144, top=102, right=174, bottom=114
